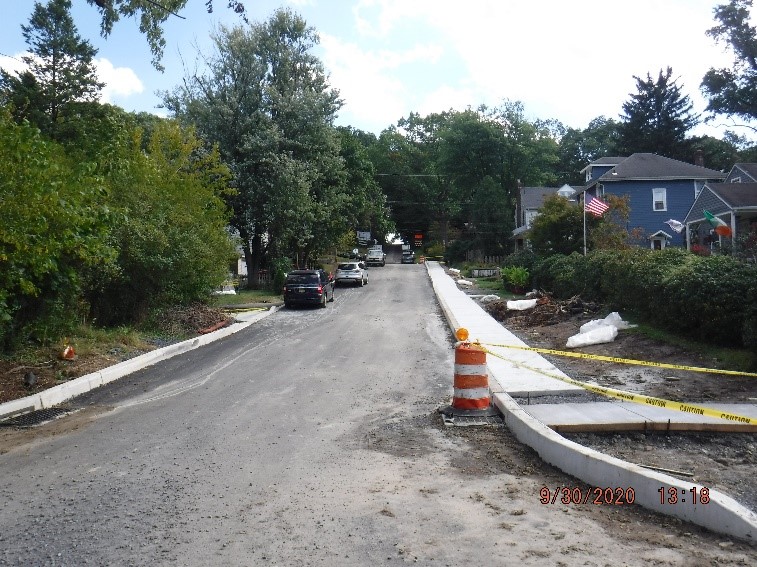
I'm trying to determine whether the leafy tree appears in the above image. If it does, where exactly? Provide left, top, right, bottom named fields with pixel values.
left=335, top=127, right=394, bottom=245
left=372, top=103, right=561, bottom=257
left=87, top=119, right=236, bottom=324
left=701, top=0, right=757, bottom=129
left=1, top=0, right=104, bottom=140
left=528, top=194, right=584, bottom=256
left=86, top=1, right=248, bottom=70
left=588, top=194, right=634, bottom=250
left=0, top=108, right=112, bottom=346
left=164, top=10, right=379, bottom=277
left=618, top=67, right=699, bottom=159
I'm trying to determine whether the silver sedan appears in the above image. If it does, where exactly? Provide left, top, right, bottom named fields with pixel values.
left=335, top=261, right=368, bottom=286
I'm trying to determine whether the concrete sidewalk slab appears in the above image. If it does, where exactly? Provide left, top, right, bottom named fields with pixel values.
left=522, top=401, right=757, bottom=433
left=427, top=262, right=583, bottom=396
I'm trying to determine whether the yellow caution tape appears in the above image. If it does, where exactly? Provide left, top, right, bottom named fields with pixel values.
left=478, top=342, right=757, bottom=378
left=480, top=345, right=757, bottom=426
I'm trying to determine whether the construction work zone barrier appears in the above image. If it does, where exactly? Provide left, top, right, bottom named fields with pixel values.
left=452, top=342, right=491, bottom=410
left=478, top=342, right=756, bottom=426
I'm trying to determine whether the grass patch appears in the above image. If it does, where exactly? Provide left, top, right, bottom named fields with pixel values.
left=209, top=288, right=281, bottom=306
left=471, top=276, right=503, bottom=291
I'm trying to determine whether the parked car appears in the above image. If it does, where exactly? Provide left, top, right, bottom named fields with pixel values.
left=283, top=269, right=335, bottom=308
left=401, top=250, right=415, bottom=264
left=335, top=262, right=368, bottom=286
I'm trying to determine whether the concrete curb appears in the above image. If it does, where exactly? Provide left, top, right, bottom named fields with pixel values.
left=0, top=307, right=277, bottom=421
left=494, top=392, right=757, bottom=543
left=425, top=262, right=757, bottom=544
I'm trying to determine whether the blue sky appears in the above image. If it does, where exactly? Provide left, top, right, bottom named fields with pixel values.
left=0, top=0, right=747, bottom=139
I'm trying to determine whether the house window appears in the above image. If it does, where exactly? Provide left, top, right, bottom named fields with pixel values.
left=731, top=176, right=741, bottom=183
left=525, top=210, right=539, bottom=228
left=652, top=188, right=667, bottom=211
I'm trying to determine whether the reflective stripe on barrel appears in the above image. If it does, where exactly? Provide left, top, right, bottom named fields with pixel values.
left=453, top=343, right=490, bottom=410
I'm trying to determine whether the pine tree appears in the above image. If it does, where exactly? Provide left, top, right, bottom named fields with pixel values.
left=2, top=0, right=103, bottom=138
left=618, top=67, right=699, bottom=160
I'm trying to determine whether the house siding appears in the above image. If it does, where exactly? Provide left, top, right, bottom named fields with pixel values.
left=604, top=179, right=699, bottom=247
left=588, top=165, right=615, bottom=182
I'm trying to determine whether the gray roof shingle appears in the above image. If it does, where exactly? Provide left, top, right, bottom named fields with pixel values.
left=597, top=153, right=726, bottom=181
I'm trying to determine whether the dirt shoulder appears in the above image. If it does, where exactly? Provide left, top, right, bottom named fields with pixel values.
left=0, top=304, right=232, bottom=405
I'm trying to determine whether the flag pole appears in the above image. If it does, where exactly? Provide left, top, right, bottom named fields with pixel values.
left=583, top=193, right=587, bottom=256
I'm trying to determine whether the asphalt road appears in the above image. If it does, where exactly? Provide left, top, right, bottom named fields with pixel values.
left=0, top=263, right=456, bottom=565
left=1, top=264, right=755, bottom=566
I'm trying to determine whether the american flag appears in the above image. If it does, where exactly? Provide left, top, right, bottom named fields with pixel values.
left=585, top=195, right=609, bottom=217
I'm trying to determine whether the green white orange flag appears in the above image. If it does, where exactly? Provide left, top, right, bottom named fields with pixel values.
left=703, top=210, right=732, bottom=237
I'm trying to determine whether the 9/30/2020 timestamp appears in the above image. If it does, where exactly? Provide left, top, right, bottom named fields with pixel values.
left=659, top=486, right=710, bottom=505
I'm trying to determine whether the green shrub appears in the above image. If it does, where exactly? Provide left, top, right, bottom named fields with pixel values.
left=501, top=266, right=530, bottom=291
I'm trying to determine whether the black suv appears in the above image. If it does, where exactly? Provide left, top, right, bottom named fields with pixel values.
left=283, top=269, right=335, bottom=308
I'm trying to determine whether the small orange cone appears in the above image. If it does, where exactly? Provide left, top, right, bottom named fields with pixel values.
left=60, top=345, right=76, bottom=360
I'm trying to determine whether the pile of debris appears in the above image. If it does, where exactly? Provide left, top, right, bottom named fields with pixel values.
left=484, top=292, right=600, bottom=328
left=153, top=303, right=233, bottom=336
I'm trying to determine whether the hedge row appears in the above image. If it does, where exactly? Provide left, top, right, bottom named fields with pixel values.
left=518, top=249, right=757, bottom=348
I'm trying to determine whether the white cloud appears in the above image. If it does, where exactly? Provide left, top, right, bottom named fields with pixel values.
left=330, top=0, right=739, bottom=137
left=95, top=58, right=143, bottom=103
left=0, top=52, right=28, bottom=75
left=320, top=32, right=443, bottom=131
left=0, top=53, right=143, bottom=105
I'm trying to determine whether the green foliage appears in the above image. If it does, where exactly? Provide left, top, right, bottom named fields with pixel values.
left=0, top=109, right=112, bottom=346
left=589, top=194, right=633, bottom=250
left=702, top=0, right=757, bottom=125
left=500, top=266, right=530, bottom=290
left=659, top=254, right=756, bottom=344
left=531, top=253, right=593, bottom=298
left=531, top=247, right=756, bottom=348
left=501, top=249, right=538, bottom=273
left=425, top=242, right=445, bottom=258
left=2, top=0, right=103, bottom=140
left=270, top=257, right=292, bottom=292
left=164, top=9, right=367, bottom=277
left=618, top=67, right=699, bottom=159
left=528, top=194, right=584, bottom=255
left=87, top=119, right=236, bottom=324
left=556, top=117, right=622, bottom=185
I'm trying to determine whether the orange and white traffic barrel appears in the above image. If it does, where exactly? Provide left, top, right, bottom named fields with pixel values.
left=452, top=341, right=490, bottom=411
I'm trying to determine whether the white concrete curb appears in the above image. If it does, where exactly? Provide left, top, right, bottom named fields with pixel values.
left=494, top=392, right=757, bottom=543
left=425, top=261, right=757, bottom=544
left=0, top=307, right=276, bottom=421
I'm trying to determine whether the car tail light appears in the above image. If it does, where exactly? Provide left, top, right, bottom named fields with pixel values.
left=317, top=285, right=323, bottom=294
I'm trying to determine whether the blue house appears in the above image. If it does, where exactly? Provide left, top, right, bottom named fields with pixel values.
left=580, top=153, right=726, bottom=249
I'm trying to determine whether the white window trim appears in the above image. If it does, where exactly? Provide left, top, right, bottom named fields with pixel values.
left=652, top=187, right=667, bottom=211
